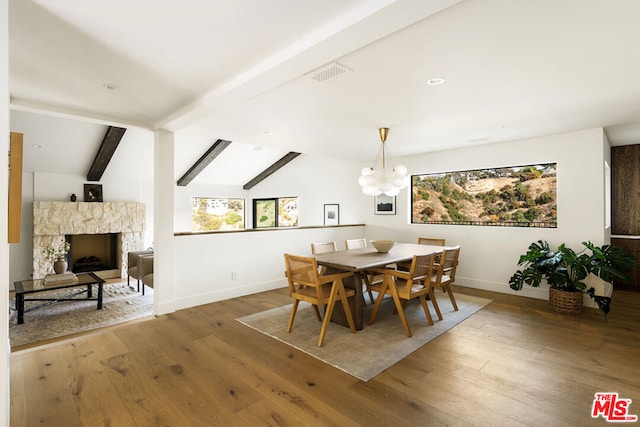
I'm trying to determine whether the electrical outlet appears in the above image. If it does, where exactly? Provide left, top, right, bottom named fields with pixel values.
left=231, top=272, right=238, bottom=280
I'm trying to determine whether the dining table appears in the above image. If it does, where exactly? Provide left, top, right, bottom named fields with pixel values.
left=311, top=242, right=450, bottom=330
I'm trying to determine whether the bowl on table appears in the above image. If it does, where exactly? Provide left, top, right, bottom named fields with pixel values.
left=370, top=240, right=395, bottom=253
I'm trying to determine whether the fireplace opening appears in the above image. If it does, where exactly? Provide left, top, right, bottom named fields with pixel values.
left=66, top=233, right=120, bottom=273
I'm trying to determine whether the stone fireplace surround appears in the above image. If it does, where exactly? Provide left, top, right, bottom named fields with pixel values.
left=33, top=201, right=146, bottom=279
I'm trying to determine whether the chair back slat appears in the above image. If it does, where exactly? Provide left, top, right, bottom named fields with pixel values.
left=412, top=253, right=436, bottom=280
left=442, top=246, right=461, bottom=280
left=417, top=237, right=446, bottom=246
left=311, top=241, right=337, bottom=254
left=345, top=238, right=367, bottom=250
left=396, top=253, right=435, bottom=294
left=287, top=257, right=318, bottom=285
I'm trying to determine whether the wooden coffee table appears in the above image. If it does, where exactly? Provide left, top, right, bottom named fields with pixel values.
left=13, top=272, right=105, bottom=324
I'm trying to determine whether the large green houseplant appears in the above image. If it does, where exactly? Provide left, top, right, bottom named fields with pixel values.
left=508, top=240, right=636, bottom=316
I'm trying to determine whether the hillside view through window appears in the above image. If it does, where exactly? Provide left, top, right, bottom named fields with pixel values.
left=412, top=163, right=557, bottom=228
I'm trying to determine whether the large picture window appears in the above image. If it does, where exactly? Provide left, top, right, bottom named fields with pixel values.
left=253, top=197, right=298, bottom=228
left=411, top=163, right=557, bottom=228
left=191, top=197, right=245, bottom=231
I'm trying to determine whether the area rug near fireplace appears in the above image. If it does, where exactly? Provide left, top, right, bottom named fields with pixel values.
left=9, top=281, right=154, bottom=347
left=237, top=292, right=492, bottom=382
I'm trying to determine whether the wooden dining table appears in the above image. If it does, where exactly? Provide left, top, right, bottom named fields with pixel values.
left=311, top=242, right=449, bottom=330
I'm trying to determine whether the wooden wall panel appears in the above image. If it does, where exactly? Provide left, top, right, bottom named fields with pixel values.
left=611, top=144, right=640, bottom=235
left=8, top=132, right=23, bottom=243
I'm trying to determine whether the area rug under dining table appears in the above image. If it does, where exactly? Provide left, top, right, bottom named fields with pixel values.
left=237, top=291, right=492, bottom=381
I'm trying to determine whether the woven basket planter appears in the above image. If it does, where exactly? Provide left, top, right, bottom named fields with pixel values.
left=549, top=287, right=583, bottom=314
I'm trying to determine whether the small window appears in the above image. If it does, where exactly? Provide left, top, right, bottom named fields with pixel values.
left=253, top=197, right=298, bottom=228
left=191, top=197, right=245, bottom=231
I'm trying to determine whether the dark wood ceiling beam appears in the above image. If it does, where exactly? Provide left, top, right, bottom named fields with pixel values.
left=177, top=139, right=232, bottom=186
left=243, top=152, right=301, bottom=190
left=87, top=126, right=127, bottom=181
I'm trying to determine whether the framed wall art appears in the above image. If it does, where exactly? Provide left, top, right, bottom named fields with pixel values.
left=324, top=204, right=339, bottom=225
left=374, top=194, right=396, bottom=215
left=84, top=183, right=103, bottom=202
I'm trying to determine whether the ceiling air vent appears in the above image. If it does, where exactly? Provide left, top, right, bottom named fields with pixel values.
left=307, top=63, right=350, bottom=82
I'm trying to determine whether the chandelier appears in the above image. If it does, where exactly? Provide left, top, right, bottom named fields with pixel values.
left=358, top=127, right=408, bottom=196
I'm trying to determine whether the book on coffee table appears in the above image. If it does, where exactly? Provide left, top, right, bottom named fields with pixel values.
left=44, top=272, right=78, bottom=286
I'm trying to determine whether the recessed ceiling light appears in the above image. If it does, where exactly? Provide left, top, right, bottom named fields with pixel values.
left=102, top=83, right=119, bottom=90
left=32, top=144, right=42, bottom=149
left=427, top=77, right=445, bottom=86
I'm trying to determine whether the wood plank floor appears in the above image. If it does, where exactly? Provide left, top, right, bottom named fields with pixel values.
left=10, top=286, right=640, bottom=426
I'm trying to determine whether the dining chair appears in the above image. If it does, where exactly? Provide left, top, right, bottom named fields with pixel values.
left=417, top=237, right=446, bottom=246
left=345, top=238, right=377, bottom=304
left=310, top=241, right=337, bottom=279
left=431, top=246, right=461, bottom=311
left=311, top=241, right=337, bottom=254
left=283, top=253, right=356, bottom=347
left=344, top=238, right=367, bottom=249
left=397, top=237, right=446, bottom=271
left=367, top=253, right=440, bottom=337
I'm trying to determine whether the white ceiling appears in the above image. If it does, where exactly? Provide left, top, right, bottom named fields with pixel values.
left=9, top=0, right=640, bottom=185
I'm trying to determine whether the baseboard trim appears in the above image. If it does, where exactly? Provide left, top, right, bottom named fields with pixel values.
left=172, top=278, right=287, bottom=312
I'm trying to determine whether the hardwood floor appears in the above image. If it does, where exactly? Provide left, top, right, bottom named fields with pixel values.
left=10, top=286, right=640, bottom=426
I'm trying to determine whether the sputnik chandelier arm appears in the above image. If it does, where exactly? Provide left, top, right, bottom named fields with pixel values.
left=358, top=127, right=409, bottom=197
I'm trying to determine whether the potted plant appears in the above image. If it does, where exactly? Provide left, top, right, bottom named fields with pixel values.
left=44, top=241, right=71, bottom=274
left=508, top=240, right=636, bottom=316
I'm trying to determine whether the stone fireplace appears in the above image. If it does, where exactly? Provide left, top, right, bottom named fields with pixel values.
left=33, top=201, right=146, bottom=279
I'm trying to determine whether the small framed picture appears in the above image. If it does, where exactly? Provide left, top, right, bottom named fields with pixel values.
left=84, top=184, right=103, bottom=202
left=324, top=204, right=339, bottom=225
left=374, top=194, right=395, bottom=215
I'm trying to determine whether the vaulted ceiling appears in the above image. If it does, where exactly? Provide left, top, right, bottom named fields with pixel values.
left=9, top=0, right=640, bottom=185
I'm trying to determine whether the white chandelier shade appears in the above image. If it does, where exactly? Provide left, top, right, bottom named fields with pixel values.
left=358, top=128, right=409, bottom=196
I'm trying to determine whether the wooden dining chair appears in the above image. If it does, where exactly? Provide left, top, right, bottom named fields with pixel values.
left=283, top=253, right=356, bottom=347
left=397, top=237, right=446, bottom=271
left=417, top=237, right=446, bottom=246
left=311, top=241, right=337, bottom=254
left=431, top=246, right=461, bottom=311
left=345, top=238, right=377, bottom=304
left=344, top=238, right=367, bottom=249
left=310, top=241, right=337, bottom=278
left=367, top=253, right=440, bottom=337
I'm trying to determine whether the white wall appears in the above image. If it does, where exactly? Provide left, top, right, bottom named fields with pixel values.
left=365, top=128, right=609, bottom=300
left=172, top=225, right=366, bottom=310
left=171, top=153, right=369, bottom=310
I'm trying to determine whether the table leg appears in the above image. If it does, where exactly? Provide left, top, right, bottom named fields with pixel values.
left=87, top=284, right=93, bottom=298
left=16, top=294, right=24, bottom=325
left=97, top=283, right=103, bottom=310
